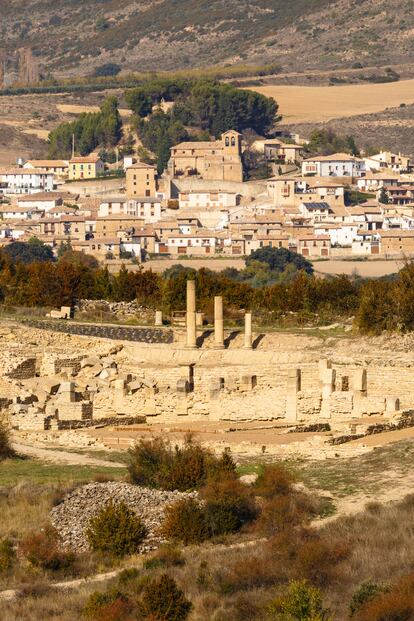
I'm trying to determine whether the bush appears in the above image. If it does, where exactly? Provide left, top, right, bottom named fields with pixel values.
left=217, top=553, right=282, bottom=594
left=128, top=435, right=235, bottom=492
left=255, top=464, right=295, bottom=498
left=161, top=498, right=209, bottom=545
left=268, top=579, right=332, bottom=620
left=202, top=479, right=257, bottom=536
left=0, top=538, right=16, bottom=572
left=138, top=573, right=192, bottom=621
left=255, top=495, right=308, bottom=537
left=21, top=525, right=75, bottom=572
left=353, top=574, right=414, bottom=621
left=294, top=536, right=350, bottom=587
left=83, top=589, right=133, bottom=621
left=350, top=582, right=389, bottom=617
left=162, top=479, right=256, bottom=544
left=0, top=422, right=14, bottom=460
left=86, top=500, right=147, bottom=557
left=143, top=544, right=185, bottom=570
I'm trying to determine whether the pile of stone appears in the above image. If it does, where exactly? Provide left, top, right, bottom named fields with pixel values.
left=75, top=300, right=153, bottom=322
left=50, top=482, right=197, bottom=553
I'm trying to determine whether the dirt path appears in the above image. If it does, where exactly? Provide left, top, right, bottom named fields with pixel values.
left=12, top=442, right=126, bottom=469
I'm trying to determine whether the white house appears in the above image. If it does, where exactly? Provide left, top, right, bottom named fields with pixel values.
left=23, top=160, right=69, bottom=179
left=364, top=151, right=412, bottom=174
left=314, top=223, right=359, bottom=247
left=167, top=231, right=220, bottom=255
left=357, top=172, right=400, bottom=192
left=0, top=168, right=54, bottom=195
left=99, top=197, right=162, bottom=223
left=0, top=205, right=44, bottom=220
left=302, top=153, right=366, bottom=178
left=178, top=190, right=238, bottom=209
left=298, top=201, right=332, bottom=223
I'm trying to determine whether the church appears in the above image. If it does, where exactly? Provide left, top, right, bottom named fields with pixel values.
left=168, top=130, right=243, bottom=183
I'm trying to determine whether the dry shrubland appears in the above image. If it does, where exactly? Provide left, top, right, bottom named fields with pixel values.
left=0, top=446, right=413, bottom=620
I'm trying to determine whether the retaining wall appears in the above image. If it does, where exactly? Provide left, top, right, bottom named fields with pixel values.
left=22, top=320, right=174, bottom=344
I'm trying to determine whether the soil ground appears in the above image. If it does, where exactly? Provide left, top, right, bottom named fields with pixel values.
left=249, top=79, right=414, bottom=123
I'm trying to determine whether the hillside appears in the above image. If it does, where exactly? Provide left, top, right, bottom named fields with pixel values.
left=1, top=0, right=414, bottom=79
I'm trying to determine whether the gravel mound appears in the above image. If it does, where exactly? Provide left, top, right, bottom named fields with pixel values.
left=50, top=482, right=197, bottom=553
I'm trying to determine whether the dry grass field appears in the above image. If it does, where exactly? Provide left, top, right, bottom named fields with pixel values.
left=250, top=79, right=414, bottom=123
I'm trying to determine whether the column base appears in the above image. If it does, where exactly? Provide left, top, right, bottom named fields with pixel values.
left=212, top=344, right=225, bottom=350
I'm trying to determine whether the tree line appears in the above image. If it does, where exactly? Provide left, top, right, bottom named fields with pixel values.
left=1, top=241, right=412, bottom=334
left=48, top=96, right=122, bottom=158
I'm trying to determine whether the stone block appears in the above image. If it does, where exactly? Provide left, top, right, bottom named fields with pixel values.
left=287, top=369, right=301, bottom=393
left=177, top=379, right=190, bottom=394
left=386, top=396, right=400, bottom=413
left=318, top=359, right=332, bottom=382
left=353, top=369, right=367, bottom=393
left=240, top=375, right=257, bottom=390
left=81, top=357, right=100, bottom=369
left=99, top=368, right=118, bottom=380
left=60, top=306, right=72, bottom=319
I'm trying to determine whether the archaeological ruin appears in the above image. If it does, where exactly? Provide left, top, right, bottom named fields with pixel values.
left=0, top=280, right=412, bottom=460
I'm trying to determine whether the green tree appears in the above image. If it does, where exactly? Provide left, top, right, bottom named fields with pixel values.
left=139, top=574, right=192, bottom=621
left=125, top=88, right=153, bottom=118
left=86, top=500, right=147, bottom=557
left=247, top=247, right=314, bottom=275
left=3, top=239, right=55, bottom=264
left=379, top=187, right=390, bottom=204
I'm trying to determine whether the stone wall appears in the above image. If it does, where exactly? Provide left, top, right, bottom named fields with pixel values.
left=22, top=320, right=174, bottom=344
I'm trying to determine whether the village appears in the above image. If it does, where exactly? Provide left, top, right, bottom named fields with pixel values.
left=0, top=127, right=413, bottom=263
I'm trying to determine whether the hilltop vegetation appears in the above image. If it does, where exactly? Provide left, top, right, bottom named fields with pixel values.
left=1, top=0, right=414, bottom=78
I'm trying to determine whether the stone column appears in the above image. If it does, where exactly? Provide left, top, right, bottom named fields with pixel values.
left=214, top=296, right=224, bottom=349
left=320, top=368, right=336, bottom=419
left=154, top=310, right=163, bottom=326
left=352, top=368, right=368, bottom=415
left=196, top=312, right=204, bottom=327
left=244, top=312, right=252, bottom=349
left=285, top=368, right=301, bottom=422
left=186, top=280, right=197, bottom=349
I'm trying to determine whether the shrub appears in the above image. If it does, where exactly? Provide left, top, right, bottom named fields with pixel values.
left=217, top=553, right=282, bottom=594
left=202, top=479, right=257, bottom=536
left=268, top=579, right=332, bottom=620
left=161, top=498, right=209, bottom=545
left=0, top=538, right=16, bottom=572
left=86, top=500, right=147, bottom=557
left=139, top=573, right=192, bottom=621
left=83, top=589, right=133, bottom=621
left=294, top=536, right=350, bottom=587
left=128, top=435, right=236, bottom=492
left=350, top=582, right=389, bottom=617
left=143, top=544, right=185, bottom=570
left=0, top=422, right=14, bottom=460
left=162, top=479, right=256, bottom=544
left=353, top=574, right=414, bottom=621
left=21, top=525, right=75, bottom=572
left=255, top=463, right=295, bottom=498
left=255, top=495, right=307, bottom=536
